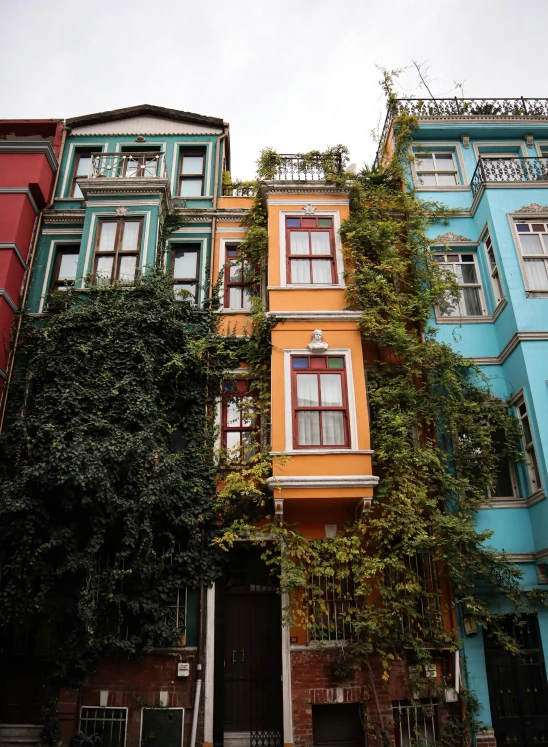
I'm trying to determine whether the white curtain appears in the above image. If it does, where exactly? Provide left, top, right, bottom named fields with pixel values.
left=320, top=374, right=343, bottom=406
left=229, top=287, right=242, bottom=309
left=290, top=232, right=309, bottom=255
left=461, top=287, right=482, bottom=316
left=174, top=251, right=197, bottom=278
left=297, top=374, right=319, bottom=406
left=291, top=259, right=310, bottom=283
left=242, top=287, right=252, bottom=310
left=526, top=260, right=548, bottom=289
left=118, top=255, right=136, bottom=282
left=322, top=412, right=345, bottom=445
left=121, top=222, right=140, bottom=251
left=59, top=253, right=78, bottom=281
left=520, top=234, right=543, bottom=255
left=98, top=222, right=116, bottom=252
left=298, top=411, right=320, bottom=445
left=312, top=259, right=332, bottom=284
left=311, top=232, right=331, bottom=255
left=95, top=256, right=113, bottom=283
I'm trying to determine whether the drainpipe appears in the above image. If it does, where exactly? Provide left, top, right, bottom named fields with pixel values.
left=190, top=579, right=205, bottom=747
left=0, top=124, right=69, bottom=434
left=209, top=124, right=229, bottom=301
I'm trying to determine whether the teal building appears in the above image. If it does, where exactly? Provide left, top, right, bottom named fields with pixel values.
left=381, top=98, right=548, bottom=747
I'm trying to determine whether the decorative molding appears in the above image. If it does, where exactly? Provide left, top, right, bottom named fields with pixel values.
left=430, top=231, right=473, bottom=244
left=461, top=135, right=470, bottom=149
left=302, top=203, right=316, bottom=214
left=0, top=243, right=27, bottom=269
left=267, top=285, right=346, bottom=291
left=0, top=187, right=39, bottom=214
left=0, top=141, right=58, bottom=171
left=43, top=209, right=86, bottom=224
left=42, top=228, right=83, bottom=235
left=0, top=289, right=18, bottom=313
left=515, top=202, right=548, bottom=213
left=266, top=475, right=379, bottom=491
left=115, top=206, right=129, bottom=216
left=266, top=310, right=362, bottom=321
left=270, top=450, right=374, bottom=456
left=307, top=329, right=329, bottom=353
left=505, top=553, right=536, bottom=563
left=526, top=134, right=534, bottom=148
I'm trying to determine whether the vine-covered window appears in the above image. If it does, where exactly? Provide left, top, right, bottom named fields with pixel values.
left=286, top=216, right=336, bottom=285
left=178, top=148, right=206, bottom=196
left=433, top=252, right=486, bottom=317
left=93, top=218, right=142, bottom=285
left=414, top=151, right=459, bottom=186
left=222, top=380, right=257, bottom=462
left=171, top=244, right=200, bottom=304
left=225, top=244, right=252, bottom=310
left=515, top=397, right=541, bottom=495
left=515, top=222, right=548, bottom=290
left=484, top=233, right=504, bottom=306
left=50, top=246, right=79, bottom=292
left=291, top=355, right=348, bottom=448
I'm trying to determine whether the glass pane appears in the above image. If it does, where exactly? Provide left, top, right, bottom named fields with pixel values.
left=226, top=400, right=241, bottom=428
left=317, top=218, right=332, bottom=228
left=227, top=247, right=238, bottom=258
left=98, top=222, right=117, bottom=252
left=531, top=224, right=545, bottom=232
left=487, top=248, right=497, bottom=272
left=118, top=255, right=136, bottom=282
left=58, top=253, right=79, bottom=281
left=327, top=357, right=344, bottom=369
left=142, top=157, right=158, bottom=177
left=73, top=182, right=84, bottom=199
left=525, top=260, right=548, bottom=289
left=174, top=283, right=197, bottom=302
left=286, top=218, right=300, bottom=227
left=125, top=157, right=139, bottom=177
left=311, top=232, right=331, bottom=255
left=415, top=155, right=435, bottom=170
left=312, top=259, right=332, bottom=284
left=462, top=287, right=483, bottom=315
left=290, top=232, right=309, bottom=255
left=291, top=259, right=310, bottom=283
left=492, top=459, right=514, bottom=497
left=320, top=374, right=343, bottom=406
left=292, top=357, right=308, bottom=369
left=228, top=287, right=242, bottom=309
left=226, top=430, right=241, bottom=452
left=417, top=173, right=436, bottom=185
left=309, top=357, right=326, bottom=369
left=520, top=234, right=543, bottom=254
left=435, top=154, right=455, bottom=170
left=297, top=374, right=319, bottom=407
left=174, top=251, right=198, bottom=279
left=438, top=173, right=458, bottom=186
left=241, top=396, right=255, bottom=428
left=297, top=411, right=320, bottom=446
left=96, top=255, right=113, bottom=284
left=76, top=155, right=91, bottom=176
left=522, top=414, right=533, bottom=445
left=121, top=222, right=140, bottom=251
left=181, top=155, right=204, bottom=175
left=460, top=264, right=478, bottom=283
left=242, top=287, right=252, bottom=310
left=229, top=263, right=243, bottom=281
left=516, top=224, right=530, bottom=232
left=322, top=412, right=345, bottom=445
left=180, top=178, right=203, bottom=196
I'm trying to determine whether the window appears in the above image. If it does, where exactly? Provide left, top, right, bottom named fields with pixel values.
left=164, top=587, right=187, bottom=644
left=93, top=218, right=142, bottom=285
left=433, top=252, right=485, bottom=317
left=515, top=222, right=548, bottom=290
left=308, top=563, right=355, bottom=643
left=393, top=699, right=439, bottom=747
left=292, top=356, right=348, bottom=448
left=70, top=148, right=97, bottom=198
left=286, top=216, right=336, bottom=285
left=178, top=148, right=206, bottom=196
left=515, top=397, right=541, bottom=494
left=221, top=379, right=257, bottom=463
left=79, top=707, right=127, bottom=747
left=414, top=151, right=459, bottom=186
left=225, top=244, right=252, bottom=310
left=486, top=430, right=517, bottom=500
left=50, top=246, right=79, bottom=292
left=484, top=233, right=504, bottom=305
left=120, top=145, right=162, bottom=177
left=171, top=244, right=200, bottom=303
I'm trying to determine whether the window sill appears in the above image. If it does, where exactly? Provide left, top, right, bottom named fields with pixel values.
left=267, top=285, right=345, bottom=291
left=435, top=313, right=492, bottom=324
left=479, top=489, right=546, bottom=508
left=271, top=449, right=373, bottom=455
left=414, top=185, right=470, bottom=192
left=525, top=290, right=548, bottom=298
left=218, top=308, right=251, bottom=314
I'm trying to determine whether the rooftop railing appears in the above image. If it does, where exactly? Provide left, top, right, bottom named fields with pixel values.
left=471, top=156, right=548, bottom=196
left=270, top=153, right=345, bottom=181
left=89, top=151, right=167, bottom=179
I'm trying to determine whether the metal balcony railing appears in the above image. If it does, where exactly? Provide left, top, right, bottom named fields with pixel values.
left=89, top=152, right=166, bottom=179
left=222, top=184, right=257, bottom=197
left=271, top=153, right=345, bottom=181
left=471, top=156, right=548, bottom=196
left=395, top=97, right=548, bottom=118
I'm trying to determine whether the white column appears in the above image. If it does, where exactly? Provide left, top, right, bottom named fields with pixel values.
left=281, top=593, right=294, bottom=745
left=203, top=583, right=216, bottom=745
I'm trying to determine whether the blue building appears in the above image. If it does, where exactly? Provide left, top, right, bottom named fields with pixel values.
left=381, top=98, right=548, bottom=747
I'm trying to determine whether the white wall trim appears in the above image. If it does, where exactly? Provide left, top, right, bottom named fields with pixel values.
left=267, top=199, right=349, bottom=205
left=0, top=289, right=18, bottom=313
left=267, top=475, right=379, bottom=490
left=203, top=583, right=215, bottom=745
left=281, top=592, right=293, bottom=745
left=170, top=140, right=213, bottom=197
left=472, top=140, right=529, bottom=160
left=59, top=141, right=108, bottom=198
left=0, top=242, right=27, bottom=269
left=267, top=310, right=362, bottom=321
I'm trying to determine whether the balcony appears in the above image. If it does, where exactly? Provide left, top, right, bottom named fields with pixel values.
left=471, top=156, right=548, bottom=197
left=269, top=153, right=345, bottom=181
left=395, top=97, right=548, bottom=118
left=89, top=151, right=166, bottom=178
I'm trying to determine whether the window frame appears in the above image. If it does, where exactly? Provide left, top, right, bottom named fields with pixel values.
left=513, top=220, right=548, bottom=293
left=285, top=216, right=337, bottom=286
left=483, top=232, right=504, bottom=307
left=170, top=243, right=201, bottom=304
left=79, top=706, right=128, bottom=747
left=119, top=145, right=163, bottom=178
left=415, top=151, right=460, bottom=186
left=433, top=250, right=487, bottom=318
left=410, top=143, right=468, bottom=191
left=221, top=379, right=258, bottom=463
left=224, top=243, right=252, bottom=310
left=70, top=148, right=98, bottom=198
left=291, top=355, right=350, bottom=450
left=178, top=147, right=207, bottom=197
left=515, top=396, right=542, bottom=495
left=50, top=245, right=80, bottom=293
left=92, top=217, right=143, bottom=286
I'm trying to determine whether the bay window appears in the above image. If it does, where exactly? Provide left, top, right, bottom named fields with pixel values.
left=222, top=380, right=257, bottom=463
left=286, top=216, right=336, bottom=285
left=224, top=244, right=252, bottom=310
left=93, top=218, right=142, bottom=285
left=515, top=222, right=548, bottom=290
left=292, top=356, right=348, bottom=448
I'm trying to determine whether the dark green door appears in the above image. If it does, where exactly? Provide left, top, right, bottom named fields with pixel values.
left=141, top=708, right=183, bottom=747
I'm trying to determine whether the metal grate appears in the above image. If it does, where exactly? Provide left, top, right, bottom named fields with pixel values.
left=164, top=587, right=187, bottom=633
left=250, top=731, right=283, bottom=747
left=90, top=152, right=166, bottom=179
left=400, top=554, right=443, bottom=639
left=308, top=568, right=355, bottom=643
left=79, top=707, right=127, bottom=747
left=393, top=699, right=439, bottom=747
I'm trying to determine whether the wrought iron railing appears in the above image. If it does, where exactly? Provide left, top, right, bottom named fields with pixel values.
left=471, top=156, right=548, bottom=196
left=271, top=153, right=344, bottom=181
left=307, top=568, right=355, bottom=643
left=89, top=151, right=166, bottom=178
left=396, top=97, right=548, bottom=118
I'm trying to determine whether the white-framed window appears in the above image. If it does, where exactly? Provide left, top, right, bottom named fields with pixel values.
left=483, top=233, right=504, bottom=306
left=80, top=707, right=127, bottom=747
left=433, top=252, right=486, bottom=317
left=515, top=397, right=542, bottom=494
left=414, top=151, right=459, bottom=186
left=515, top=221, right=548, bottom=290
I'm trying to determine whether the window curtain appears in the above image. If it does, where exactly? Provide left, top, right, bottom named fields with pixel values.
left=525, top=260, right=548, bottom=289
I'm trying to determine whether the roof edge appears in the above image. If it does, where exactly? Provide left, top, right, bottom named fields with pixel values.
left=66, top=104, right=225, bottom=129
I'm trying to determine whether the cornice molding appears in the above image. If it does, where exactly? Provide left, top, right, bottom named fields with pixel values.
left=77, top=177, right=172, bottom=212
left=0, top=243, right=27, bottom=269
left=266, top=310, right=362, bottom=321
left=0, top=187, right=39, bottom=214
left=0, top=141, right=57, bottom=171
left=514, top=202, right=548, bottom=214
left=480, top=489, right=546, bottom=509
left=0, top=289, right=18, bottom=313
left=430, top=231, right=474, bottom=244
left=43, top=209, right=85, bottom=224
left=266, top=475, right=379, bottom=491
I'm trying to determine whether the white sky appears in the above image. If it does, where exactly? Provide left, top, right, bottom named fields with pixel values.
left=1, top=0, right=546, bottom=179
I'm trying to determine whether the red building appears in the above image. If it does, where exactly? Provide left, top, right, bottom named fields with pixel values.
left=0, top=119, right=63, bottom=408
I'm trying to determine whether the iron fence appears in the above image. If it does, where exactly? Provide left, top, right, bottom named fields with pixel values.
left=471, top=156, right=548, bottom=196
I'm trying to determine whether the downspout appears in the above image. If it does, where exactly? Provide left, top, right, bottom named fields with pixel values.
left=0, top=124, right=69, bottom=434
left=209, top=124, right=229, bottom=301
left=190, top=578, right=205, bottom=747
